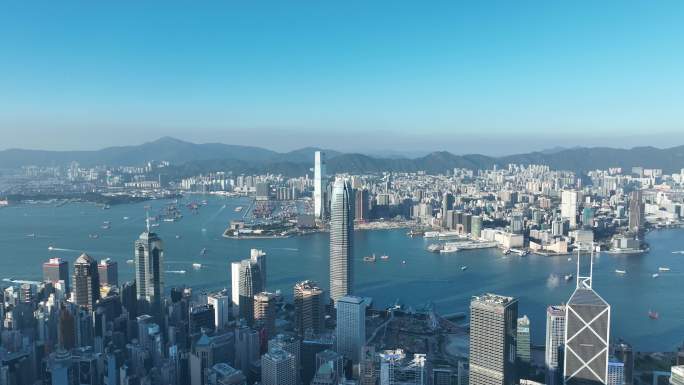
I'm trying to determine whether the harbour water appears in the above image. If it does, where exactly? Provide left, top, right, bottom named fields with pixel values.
left=1, top=196, right=683, bottom=352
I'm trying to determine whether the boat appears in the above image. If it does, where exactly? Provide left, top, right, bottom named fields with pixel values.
left=564, top=274, right=573, bottom=282
left=567, top=257, right=572, bottom=262
left=167, top=270, right=187, bottom=274
left=648, top=310, right=659, bottom=320
left=461, top=266, right=468, bottom=271
left=123, top=216, right=129, bottom=220
left=441, top=240, right=498, bottom=253
left=126, top=259, right=134, bottom=264
left=25, top=233, right=36, bottom=238
left=101, top=224, right=110, bottom=230
left=503, top=249, right=511, bottom=255
left=163, top=218, right=177, bottom=222
left=652, top=273, right=659, bottom=278
left=102, top=205, right=110, bottom=210
left=201, top=200, right=208, bottom=206
left=48, top=246, right=54, bottom=251
left=380, top=255, right=389, bottom=261
left=658, top=267, right=670, bottom=272
left=402, top=260, right=406, bottom=264
left=407, top=229, right=424, bottom=237
left=150, top=223, right=160, bottom=228
left=235, top=206, right=243, bottom=212
left=363, top=254, right=376, bottom=262
left=192, top=263, right=202, bottom=269
left=427, top=244, right=443, bottom=253
left=89, top=234, right=99, bottom=239
left=200, top=248, right=207, bottom=255
left=175, top=235, right=182, bottom=239
left=423, top=231, right=440, bottom=238
left=615, top=270, right=626, bottom=275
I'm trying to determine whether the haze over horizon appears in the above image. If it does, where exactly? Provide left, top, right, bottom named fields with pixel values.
left=1, top=1, right=683, bottom=154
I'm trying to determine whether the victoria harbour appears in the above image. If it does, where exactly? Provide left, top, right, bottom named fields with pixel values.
left=2, top=195, right=682, bottom=352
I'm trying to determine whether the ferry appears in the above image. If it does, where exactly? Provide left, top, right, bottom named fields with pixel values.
left=379, top=255, right=390, bottom=261
left=648, top=310, right=659, bottom=320
left=615, top=270, right=627, bottom=275
left=564, top=274, right=573, bottom=282
left=192, top=263, right=202, bottom=269
left=363, top=254, right=376, bottom=262
left=658, top=267, right=671, bottom=272
left=441, top=240, right=498, bottom=254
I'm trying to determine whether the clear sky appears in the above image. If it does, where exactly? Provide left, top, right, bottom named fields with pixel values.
left=1, top=1, right=683, bottom=155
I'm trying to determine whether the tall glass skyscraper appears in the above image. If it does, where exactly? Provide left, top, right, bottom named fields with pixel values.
left=469, top=293, right=518, bottom=385
left=314, top=151, right=327, bottom=219
left=545, top=305, right=566, bottom=385
left=564, top=251, right=610, bottom=385
left=134, top=220, right=164, bottom=319
left=335, top=295, right=366, bottom=365
left=72, top=253, right=99, bottom=311
left=330, top=178, right=354, bottom=303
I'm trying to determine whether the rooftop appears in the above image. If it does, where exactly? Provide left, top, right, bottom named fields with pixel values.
left=472, top=293, right=515, bottom=306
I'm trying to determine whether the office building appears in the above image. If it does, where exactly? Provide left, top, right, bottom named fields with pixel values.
left=43, top=257, right=69, bottom=292
left=330, top=178, right=354, bottom=302
left=98, top=258, right=118, bottom=287
left=231, top=261, right=241, bottom=317
left=294, top=280, right=326, bottom=336
left=250, top=248, right=267, bottom=290
left=134, top=220, right=164, bottom=319
left=73, top=253, right=100, bottom=311
left=517, top=315, right=531, bottom=364
left=510, top=211, right=524, bottom=234
left=335, top=295, right=366, bottom=364
left=607, top=358, right=624, bottom=385
left=234, top=326, right=260, bottom=377
left=261, top=347, right=297, bottom=385
left=238, top=259, right=262, bottom=325
left=545, top=305, right=566, bottom=385
left=253, top=292, right=277, bottom=338
left=469, top=293, right=518, bottom=385
left=628, top=190, right=643, bottom=233
left=564, top=251, right=610, bottom=385
left=471, top=216, right=482, bottom=239
left=207, top=363, right=247, bottom=385
left=207, top=292, right=231, bottom=331
left=614, top=342, right=634, bottom=385
left=379, top=349, right=428, bottom=385
left=561, top=190, right=579, bottom=228
left=671, top=366, right=684, bottom=385
left=314, top=151, right=327, bottom=219
left=355, top=188, right=370, bottom=222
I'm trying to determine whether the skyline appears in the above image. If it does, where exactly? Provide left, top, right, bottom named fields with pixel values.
left=2, top=1, right=684, bottom=153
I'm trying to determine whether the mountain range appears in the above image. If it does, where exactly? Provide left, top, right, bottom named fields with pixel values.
left=1, top=137, right=683, bottom=176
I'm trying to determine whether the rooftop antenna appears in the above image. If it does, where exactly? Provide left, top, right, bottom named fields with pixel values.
left=575, top=242, right=594, bottom=289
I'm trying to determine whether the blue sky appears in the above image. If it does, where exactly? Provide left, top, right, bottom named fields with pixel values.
left=1, top=1, right=683, bottom=154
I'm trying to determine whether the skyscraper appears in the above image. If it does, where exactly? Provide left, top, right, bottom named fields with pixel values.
left=628, top=190, right=643, bottom=233
left=314, top=151, right=327, bottom=219
left=72, top=253, right=100, bottom=311
left=135, top=219, right=164, bottom=319
left=294, top=280, right=326, bottom=336
left=330, top=178, right=354, bottom=303
left=335, top=295, right=366, bottom=364
left=231, top=261, right=241, bottom=317
left=261, top=347, right=297, bottom=385
left=561, top=190, right=579, bottom=229
left=355, top=188, right=370, bottom=222
left=98, top=258, right=118, bottom=287
left=545, top=305, right=566, bottom=385
left=564, top=250, right=610, bottom=385
left=43, top=257, right=69, bottom=292
left=254, top=292, right=277, bottom=338
left=250, top=248, right=267, bottom=290
left=471, top=215, right=482, bottom=239
left=613, top=342, right=634, bottom=385
left=207, top=292, right=231, bottom=331
left=607, top=358, right=624, bottom=385
left=469, top=293, right=518, bottom=385
left=517, top=315, right=531, bottom=364
left=238, top=259, right=262, bottom=324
